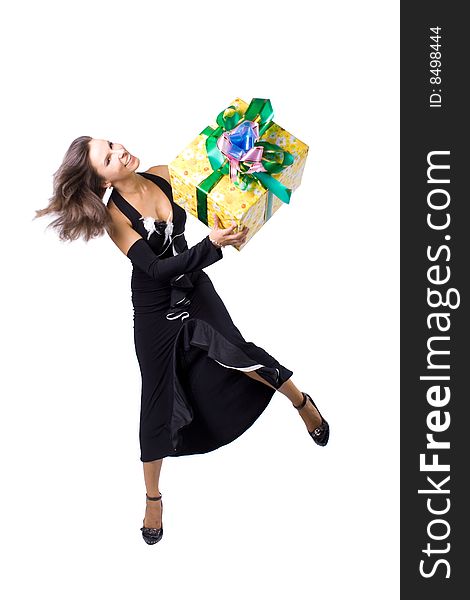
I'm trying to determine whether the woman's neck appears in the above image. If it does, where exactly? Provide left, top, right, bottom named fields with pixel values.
left=114, top=172, right=149, bottom=197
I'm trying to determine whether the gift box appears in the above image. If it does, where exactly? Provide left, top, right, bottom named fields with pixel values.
left=168, top=97, right=309, bottom=250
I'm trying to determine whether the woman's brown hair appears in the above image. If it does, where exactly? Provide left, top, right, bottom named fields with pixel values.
left=34, top=136, right=113, bottom=242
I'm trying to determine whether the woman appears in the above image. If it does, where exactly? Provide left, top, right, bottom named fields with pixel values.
left=35, top=136, right=329, bottom=545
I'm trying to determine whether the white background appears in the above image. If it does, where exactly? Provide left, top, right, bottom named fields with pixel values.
left=1, top=1, right=399, bottom=598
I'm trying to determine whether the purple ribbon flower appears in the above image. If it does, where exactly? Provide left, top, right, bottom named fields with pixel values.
left=216, top=120, right=267, bottom=183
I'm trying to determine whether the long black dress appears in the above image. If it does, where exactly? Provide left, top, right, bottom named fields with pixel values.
left=108, top=172, right=293, bottom=462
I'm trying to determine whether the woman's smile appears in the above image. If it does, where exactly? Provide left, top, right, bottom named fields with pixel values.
left=86, top=138, right=141, bottom=182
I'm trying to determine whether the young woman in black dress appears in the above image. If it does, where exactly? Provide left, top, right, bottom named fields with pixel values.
left=36, top=136, right=329, bottom=545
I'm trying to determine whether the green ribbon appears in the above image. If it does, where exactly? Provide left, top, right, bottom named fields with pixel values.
left=265, top=190, right=274, bottom=221
left=195, top=98, right=294, bottom=226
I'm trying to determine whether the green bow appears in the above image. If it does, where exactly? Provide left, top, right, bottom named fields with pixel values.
left=196, top=98, right=294, bottom=225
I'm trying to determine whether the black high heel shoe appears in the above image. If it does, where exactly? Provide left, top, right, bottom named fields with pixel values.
left=294, top=392, right=330, bottom=446
left=140, top=493, right=163, bottom=545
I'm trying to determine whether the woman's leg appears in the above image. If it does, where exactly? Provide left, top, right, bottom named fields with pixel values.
left=143, top=459, right=163, bottom=528
left=243, top=371, right=322, bottom=432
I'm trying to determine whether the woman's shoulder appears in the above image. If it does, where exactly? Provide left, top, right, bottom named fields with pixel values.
left=144, top=165, right=170, bottom=184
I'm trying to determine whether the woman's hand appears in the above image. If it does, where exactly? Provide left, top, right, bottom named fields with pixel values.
left=209, top=213, right=249, bottom=249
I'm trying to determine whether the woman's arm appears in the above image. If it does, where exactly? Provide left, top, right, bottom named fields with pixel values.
left=127, top=236, right=222, bottom=281
left=107, top=204, right=222, bottom=282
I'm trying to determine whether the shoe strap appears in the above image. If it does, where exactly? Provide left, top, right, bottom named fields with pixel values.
left=146, top=493, right=162, bottom=501
left=294, top=393, right=307, bottom=410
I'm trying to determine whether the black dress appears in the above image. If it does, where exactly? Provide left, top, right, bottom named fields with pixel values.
left=108, top=172, right=293, bottom=462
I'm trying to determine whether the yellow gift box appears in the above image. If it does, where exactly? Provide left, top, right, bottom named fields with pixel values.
left=168, top=97, right=309, bottom=250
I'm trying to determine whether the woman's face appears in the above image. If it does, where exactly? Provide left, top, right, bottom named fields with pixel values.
left=88, top=138, right=140, bottom=188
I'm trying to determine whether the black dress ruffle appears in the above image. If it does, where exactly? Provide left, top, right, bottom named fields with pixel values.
left=171, top=317, right=293, bottom=456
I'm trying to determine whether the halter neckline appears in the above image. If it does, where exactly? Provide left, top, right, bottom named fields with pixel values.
left=111, top=172, right=173, bottom=224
